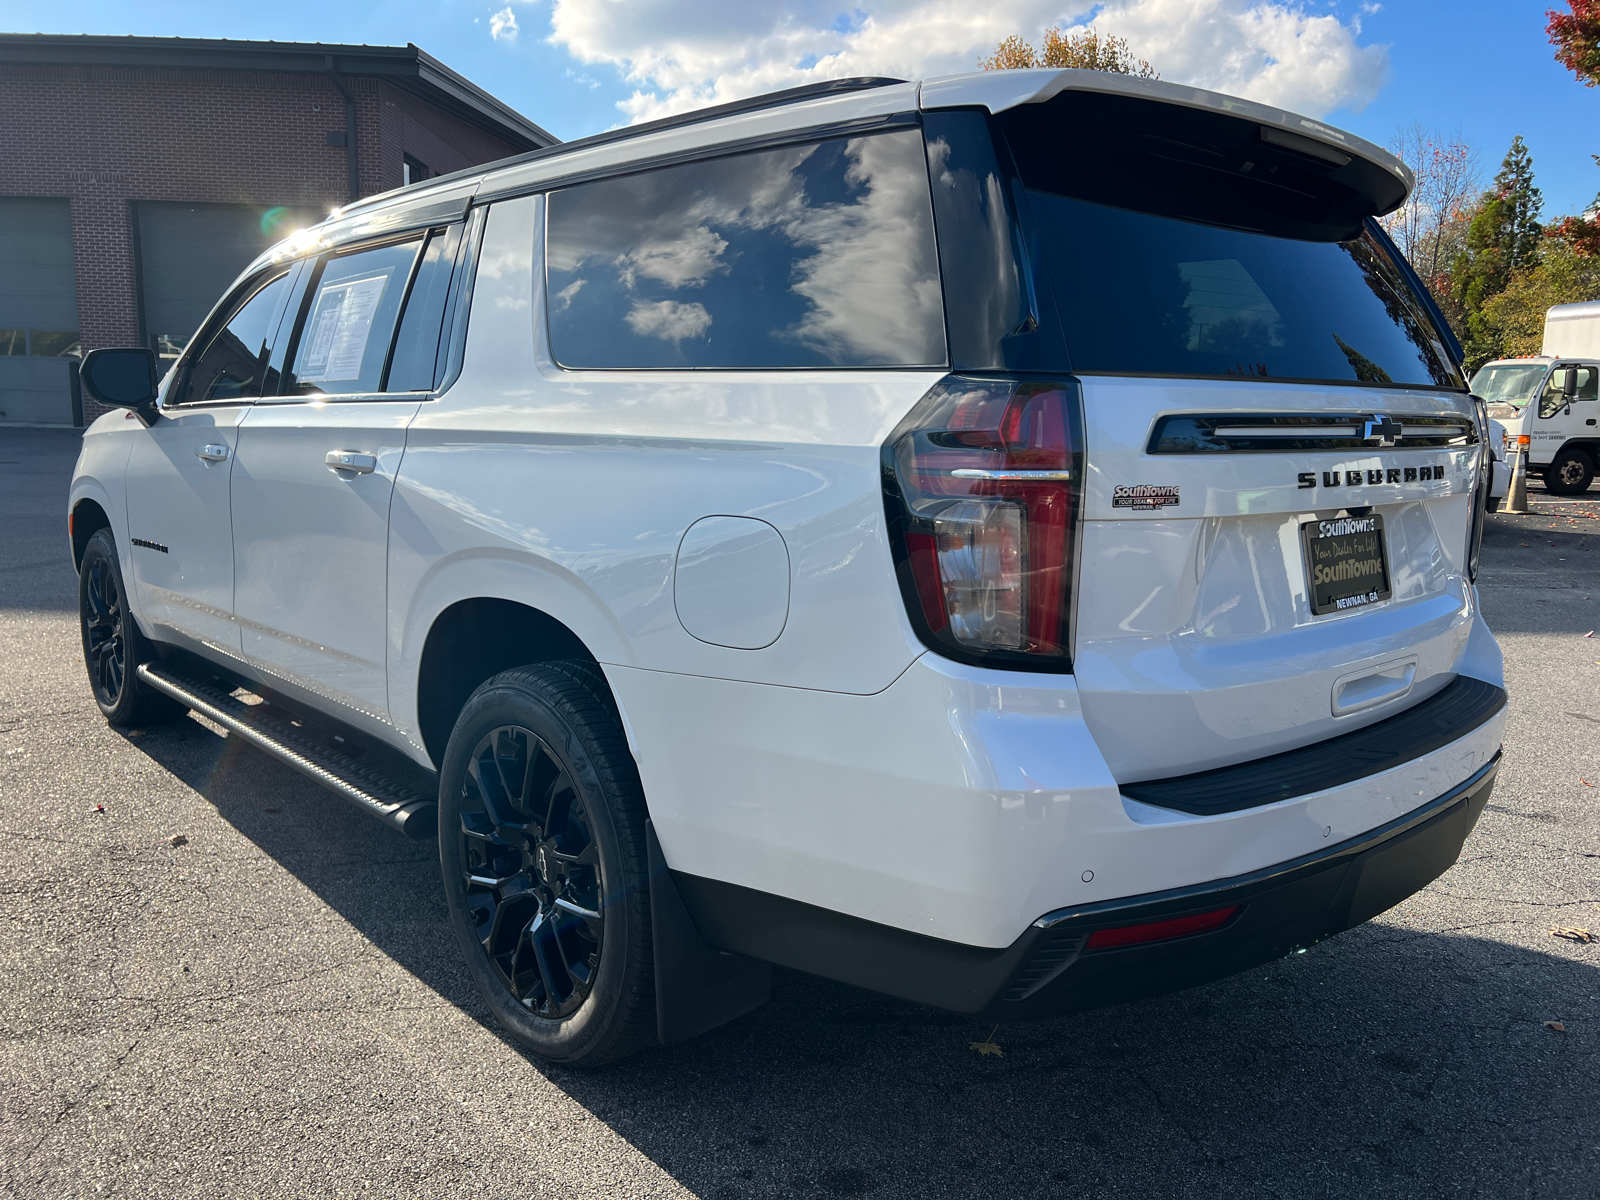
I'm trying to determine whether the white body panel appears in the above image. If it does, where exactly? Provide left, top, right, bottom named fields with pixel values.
left=385, top=195, right=939, bottom=762
left=231, top=399, right=422, bottom=732
left=612, top=648, right=1504, bottom=949
left=122, top=402, right=248, bottom=654
left=1072, top=376, right=1479, bottom=780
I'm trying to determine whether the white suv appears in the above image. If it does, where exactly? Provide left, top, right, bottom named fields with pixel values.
left=68, top=69, right=1507, bottom=1066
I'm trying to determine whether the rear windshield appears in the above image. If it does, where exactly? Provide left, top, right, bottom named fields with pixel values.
left=998, top=96, right=1462, bottom=390
left=1469, top=363, right=1547, bottom=406
left=1024, top=194, right=1458, bottom=388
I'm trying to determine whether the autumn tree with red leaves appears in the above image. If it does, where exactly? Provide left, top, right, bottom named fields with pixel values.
left=1546, top=1, right=1600, bottom=254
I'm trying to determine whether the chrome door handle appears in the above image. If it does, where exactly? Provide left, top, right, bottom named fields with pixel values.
left=326, top=450, right=377, bottom=475
left=196, top=444, right=229, bottom=463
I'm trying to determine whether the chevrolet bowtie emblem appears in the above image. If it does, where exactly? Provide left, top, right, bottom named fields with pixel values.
left=1362, top=415, right=1404, bottom=447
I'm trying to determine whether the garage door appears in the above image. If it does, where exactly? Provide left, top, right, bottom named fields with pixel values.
left=0, top=197, right=79, bottom=427
left=136, top=202, right=324, bottom=366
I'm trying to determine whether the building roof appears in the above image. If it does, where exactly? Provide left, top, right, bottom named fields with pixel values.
left=0, top=33, right=557, bottom=152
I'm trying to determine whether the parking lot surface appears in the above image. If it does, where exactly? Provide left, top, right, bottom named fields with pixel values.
left=2, top=426, right=1597, bottom=1199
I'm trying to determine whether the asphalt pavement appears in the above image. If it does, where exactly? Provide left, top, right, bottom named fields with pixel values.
left=1, top=425, right=1597, bottom=1200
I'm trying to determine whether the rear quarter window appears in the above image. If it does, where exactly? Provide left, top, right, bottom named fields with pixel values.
left=544, top=128, right=946, bottom=369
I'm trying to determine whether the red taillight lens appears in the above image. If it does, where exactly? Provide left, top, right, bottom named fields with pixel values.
left=883, top=375, right=1082, bottom=667
left=1085, top=906, right=1240, bottom=950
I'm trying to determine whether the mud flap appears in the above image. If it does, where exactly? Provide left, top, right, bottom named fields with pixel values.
left=647, top=820, right=772, bottom=1046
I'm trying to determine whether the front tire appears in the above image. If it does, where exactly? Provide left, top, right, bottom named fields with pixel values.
left=438, top=661, right=655, bottom=1067
left=77, top=529, right=185, bottom=727
left=1544, top=448, right=1594, bottom=496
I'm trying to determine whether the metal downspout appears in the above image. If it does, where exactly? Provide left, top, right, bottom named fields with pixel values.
left=325, top=55, right=359, bottom=205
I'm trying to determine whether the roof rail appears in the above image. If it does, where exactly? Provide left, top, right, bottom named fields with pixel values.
left=336, top=75, right=905, bottom=218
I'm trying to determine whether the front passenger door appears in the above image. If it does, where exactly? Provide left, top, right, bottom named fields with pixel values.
left=231, top=226, right=464, bottom=732
left=124, top=267, right=298, bottom=655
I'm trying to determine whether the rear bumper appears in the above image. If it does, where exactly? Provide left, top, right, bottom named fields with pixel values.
left=996, top=755, right=1497, bottom=1018
left=675, top=756, right=1498, bottom=1017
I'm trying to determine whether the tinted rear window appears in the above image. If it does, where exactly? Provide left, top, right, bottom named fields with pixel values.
left=1025, top=194, right=1458, bottom=388
left=997, top=93, right=1462, bottom=390
left=545, top=128, right=945, bottom=369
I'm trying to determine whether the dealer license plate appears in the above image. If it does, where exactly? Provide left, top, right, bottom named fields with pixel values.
left=1302, top=514, right=1392, bottom=616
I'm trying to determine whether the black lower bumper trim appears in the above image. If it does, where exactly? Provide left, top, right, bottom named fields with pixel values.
left=672, top=757, right=1498, bottom=1018
left=1120, top=674, right=1506, bottom=816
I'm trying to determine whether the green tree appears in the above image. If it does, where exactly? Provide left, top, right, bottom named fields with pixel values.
left=1480, top=237, right=1600, bottom=356
left=1448, top=137, right=1545, bottom=369
left=981, top=28, right=1157, bottom=77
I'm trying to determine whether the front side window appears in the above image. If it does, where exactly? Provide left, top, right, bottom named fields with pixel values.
left=1538, top=364, right=1598, bottom=418
left=545, top=128, right=946, bottom=369
left=285, top=239, right=421, bottom=395
left=174, top=272, right=291, bottom=405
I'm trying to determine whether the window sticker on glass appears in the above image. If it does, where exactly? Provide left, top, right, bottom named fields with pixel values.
left=300, top=273, right=389, bottom=382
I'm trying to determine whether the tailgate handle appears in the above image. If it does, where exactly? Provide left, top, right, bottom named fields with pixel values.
left=1332, top=657, right=1417, bottom=717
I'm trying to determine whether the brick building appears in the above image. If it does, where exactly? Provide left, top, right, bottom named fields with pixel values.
left=0, top=35, right=555, bottom=426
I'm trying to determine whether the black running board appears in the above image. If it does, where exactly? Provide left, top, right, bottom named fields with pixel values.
left=136, top=662, right=438, bottom=839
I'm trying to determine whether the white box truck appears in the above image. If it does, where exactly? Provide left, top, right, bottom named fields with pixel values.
left=1473, top=302, right=1600, bottom=495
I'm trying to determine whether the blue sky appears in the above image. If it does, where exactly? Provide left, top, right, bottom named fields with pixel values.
left=4, top=0, right=1596, bottom=216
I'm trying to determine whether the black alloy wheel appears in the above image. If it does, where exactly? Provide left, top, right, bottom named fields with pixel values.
left=459, top=724, right=605, bottom=1018
left=77, top=528, right=184, bottom=727
left=82, top=551, right=127, bottom=709
left=1545, top=448, right=1595, bottom=496
left=438, top=661, right=655, bottom=1066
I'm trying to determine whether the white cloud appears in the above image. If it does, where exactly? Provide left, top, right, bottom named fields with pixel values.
left=546, top=0, right=1388, bottom=123
left=625, top=300, right=713, bottom=341
left=490, top=6, right=519, bottom=41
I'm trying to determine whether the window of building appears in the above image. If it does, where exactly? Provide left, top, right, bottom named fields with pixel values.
left=174, top=272, right=293, bottom=405
left=284, top=239, right=422, bottom=396
left=403, top=155, right=430, bottom=187
left=545, top=128, right=946, bottom=369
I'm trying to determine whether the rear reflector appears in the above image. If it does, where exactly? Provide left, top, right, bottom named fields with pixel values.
left=1085, top=905, right=1240, bottom=950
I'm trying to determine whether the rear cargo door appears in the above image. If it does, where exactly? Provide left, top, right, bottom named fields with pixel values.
left=992, top=91, right=1481, bottom=782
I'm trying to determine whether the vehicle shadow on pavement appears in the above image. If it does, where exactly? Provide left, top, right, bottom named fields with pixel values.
left=125, top=718, right=1600, bottom=1200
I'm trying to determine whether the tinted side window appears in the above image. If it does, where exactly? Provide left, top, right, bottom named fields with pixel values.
left=1539, top=365, right=1599, bottom=418
left=546, top=128, right=945, bottom=369
left=175, top=272, right=291, bottom=405
left=385, top=225, right=463, bottom=392
left=285, top=239, right=421, bottom=395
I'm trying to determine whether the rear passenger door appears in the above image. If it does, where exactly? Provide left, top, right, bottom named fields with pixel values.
left=230, top=225, right=464, bottom=730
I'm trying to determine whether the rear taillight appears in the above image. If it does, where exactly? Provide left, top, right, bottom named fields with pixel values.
left=882, top=375, right=1083, bottom=669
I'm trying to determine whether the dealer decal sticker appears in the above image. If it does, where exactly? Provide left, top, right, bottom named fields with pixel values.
left=1112, top=484, right=1180, bottom=510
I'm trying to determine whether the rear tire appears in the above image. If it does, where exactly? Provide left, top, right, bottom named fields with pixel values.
left=1544, top=448, right=1594, bottom=496
left=77, top=529, right=185, bottom=728
left=438, top=661, right=656, bottom=1067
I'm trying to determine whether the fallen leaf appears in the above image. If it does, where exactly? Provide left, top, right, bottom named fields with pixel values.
left=970, top=1024, right=1004, bottom=1057
left=1519, top=542, right=1530, bottom=547
left=1542, top=1021, right=1566, bottom=1033
left=1583, top=780, right=1595, bottom=787
left=93, top=805, right=104, bottom=814
left=1588, top=632, right=1596, bottom=639
left=169, top=834, right=188, bottom=848
left=1550, top=927, right=1595, bottom=943
left=125, top=729, right=146, bottom=739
